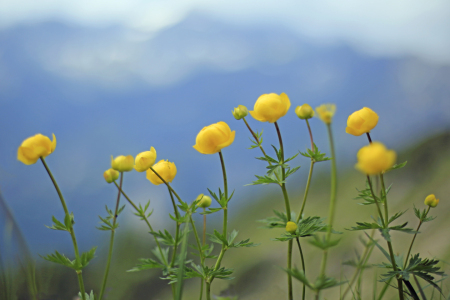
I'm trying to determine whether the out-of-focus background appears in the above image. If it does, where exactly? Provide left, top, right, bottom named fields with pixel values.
left=1, top=1, right=450, bottom=299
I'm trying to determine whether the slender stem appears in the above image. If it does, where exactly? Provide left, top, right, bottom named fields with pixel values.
left=40, top=158, right=86, bottom=300
left=149, top=167, right=183, bottom=204
left=366, top=132, right=373, bottom=144
left=203, top=209, right=206, bottom=246
left=189, top=216, right=204, bottom=262
left=99, top=172, right=123, bottom=300
left=366, top=176, right=385, bottom=227
left=199, top=280, right=204, bottom=300
left=404, top=207, right=430, bottom=269
left=296, top=238, right=306, bottom=300
left=206, top=282, right=211, bottom=300
left=168, top=187, right=181, bottom=268
left=296, top=161, right=314, bottom=223
left=379, top=174, right=404, bottom=300
left=274, top=122, right=293, bottom=300
left=113, top=182, right=167, bottom=265
left=243, top=117, right=267, bottom=157
left=413, top=275, right=427, bottom=300
left=306, top=119, right=314, bottom=150
left=341, top=230, right=375, bottom=299
left=319, top=124, right=338, bottom=278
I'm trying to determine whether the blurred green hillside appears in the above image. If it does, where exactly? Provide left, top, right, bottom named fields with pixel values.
left=2, top=131, right=450, bottom=300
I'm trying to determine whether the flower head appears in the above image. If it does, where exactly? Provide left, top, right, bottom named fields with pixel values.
left=286, top=221, right=297, bottom=234
left=346, top=107, right=379, bottom=136
left=424, top=194, right=439, bottom=208
left=355, top=142, right=396, bottom=175
left=316, top=104, right=336, bottom=124
left=146, top=160, right=177, bottom=185
left=17, top=133, right=57, bottom=165
left=193, top=122, right=235, bottom=154
left=103, top=168, right=120, bottom=183
left=295, top=104, right=314, bottom=120
left=111, top=155, right=134, bottom=172
left=232, top=105, right=249, bottom=120
left=196, top=194, right=212, bottom=208
left=134, top=147, right=157, bottom=172
left=249, top=93, right=291, bottom=123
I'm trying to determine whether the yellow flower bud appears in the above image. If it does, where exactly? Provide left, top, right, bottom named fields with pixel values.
left=355, top=142, right=396, bottom=175
left=249, top=93, right=291, bottom=123
left=196, top=194, right=212, bottom=208
left=316, top=104, right=336, bottom=124
left=103, top=168, right=119, bottom=183
left=286, top=221, right=297, bottom=234
left=346, top=107, right=379, bottom=136
left=193, top=121, right=235, bottom=154
left=111, top=155, right=134, bottom=172
left=17, top=133, right=57, bottom=165
left=295, top=104, right=314, bottom=120
left=146, top=160, right=177, bottom=185
left=424, top=194, right=439, bottom=208
left=232, top=105, right=249, bottom=120
left=134, top=147, right=157, bottom=172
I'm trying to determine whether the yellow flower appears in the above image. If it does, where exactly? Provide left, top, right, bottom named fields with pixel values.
left=111, top=155, right=134, bottom=172
left=134, top=147, right=157, bottom=172
left=232, top=105, right=249, bottom=120
left=286, top=221, right=297, bottom=234
left=196, top=194, right=212, bottom=208
left=193, top=122, right=235, bottom=154
left=146, top=160, right=177, bottom=185
left=103, top=168, right=119, bottom=183
left=346, top=107, right=379, bottom=136
left=295, top=104, right=314, bottom=120
left=249, top=93, right=291, bottom=123
left=424, top=194, right=439, bottom=208
left=316, top=104, right=336, bottom=124
left=17, top=133, right=57, bottom=165
left=355, top=142, right=396, bottom=175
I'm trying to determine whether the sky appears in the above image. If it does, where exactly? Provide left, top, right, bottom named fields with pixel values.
left=0, top=0, right=450, bottom=254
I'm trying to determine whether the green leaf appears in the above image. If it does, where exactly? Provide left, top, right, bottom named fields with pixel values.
left=45, top=215, right=69, bottom=232
left=78, top=290, right=96, bottom=300
left=76, top=246, right=97, bottom=269
left=299, top=144, right=331, bottom=163
left=363, top=232, right=392, bottom=264
left=388, top=210, right=407, bottom=225
left=388, top=222, right=417, bottom=235
left=127, top=258, right=165, bottom=272
left=413, top=205, right=436, bottom=223
left=348, top=222, right=382, bottom=231
left=285, top=166, right=301, bottom=178
left=227, top=230, right=239, bottom=245
left=308, top=235, right=340, bottom=250
left=41, top=250, right=75, bottom=269
left=248, top=129, right=263, bottom=150
left=199, top=208, right=222, bottom=215
left=64, top=213, right=74, bottom=229
left=247, top=174, right=283, bottom=185
left=286, top=268, right=345, bottom=292
left=388, top=161, right=407, bottom=171
left=274, top=216, right=328, bottom=241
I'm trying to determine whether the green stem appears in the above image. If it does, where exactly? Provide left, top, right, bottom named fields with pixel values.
left=403, top=207, right=430, bottom=269
left=203, top=210, right=206, bottom=246
left=168, top=187, right=180, bottom=268
left=366, top=176, right=386, bottom=227
left=296, top=238, right=306, bottom=300
left=206, top=282, right=211, bottom=300
left=189, top=216, right=204, bottom=263
left=40, top=158, right=86, bottom=300
left=274, top=122, right=293, bottom=300
left=379, top=174, right=404, bottom=300
left=199, top=280, right=204, bottom=300
left=296, top=161, right=314, bottom=223
left=113, top=182, right=167, bottom=265
left=243, top=117, right=267, bottom=157
left=98, top=172, right=123, bottom=300
left=305, top=119, right=314, bottom=150
left=319, top=123, right=337, bottom=278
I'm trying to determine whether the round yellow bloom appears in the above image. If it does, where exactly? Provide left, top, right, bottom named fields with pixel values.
left=17, top=133, right=57, bottom=165
left=134, top=147, right=157, bottom=172
left=146, top=160, right=177, bottom=185
left=103, top=168, right=120, bottom=183
left=295, top=104, right=314, bottom=120
left=286, top=221, right=297, bottom=234
left=355, top=142, right=396, bottom=175
left=249, top=93, right=291, bottom=123
left=316, top=104, right=336, bottom=124
left=232, top=105, right=249, bottom=120
left=193, top=122, right=235, bottom=154
left=111, top=155, right=134, bottom=172
left=424, top=194, right=439, bottom=208
left=346, top=107, right=379, bottom=136
left=196, top=194, right=212, bottom=208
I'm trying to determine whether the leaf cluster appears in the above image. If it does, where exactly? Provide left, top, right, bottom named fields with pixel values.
left=414, top=205, right=436, bottom=222
left=46, top=213, right=74, bottom=232
left=133, top=200, right=153, bottom=220
left=163, top=263, right=235, bottom=283
left=286, top=267, right=345, bottom=292
left=128, top=247, right=170, bottom=272
left=41, top=246, right=97, bottom=271
left=299, top=143, right=330, bottom=163
left=97, top=205, right=125, bottom=231
left=208, top=188, right=234, bottom=208
left=274, top=216, right=328, bottom=242
left=258, top=210, right=295, bottom=229
left=208, top=230, right=258, bottom=248
left=248, top=129, right=263, bottom=150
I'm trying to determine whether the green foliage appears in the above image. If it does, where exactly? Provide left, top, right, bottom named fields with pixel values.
left=308, top=235, right=340, bottom=250
left=354, top=179, right=390, bottom=206
left=274, top=216, right=328, bottom=242
left=388, top=161, right=407, bottom=171
left=299, top=143, right=331, bottom=163
left=208, top=230, right=258, bottom=248
left=97, top=205, right=125, bottom=231
left=208, top=188, right=233, bottom=207
left=78, top=290, right=96, bottom=300
left=414, top=205, right=436, bottom=222
left=133, top=200, right=153, bottom=220
left=45, top=213, right=74, bottom=232
left=151, top=229, right=187, bottom=247
left=41, top=246, right=97, bottom=271
left=379, top=254, right=444, bottom=292
left=258, top=210, right=295, bottom=229
left=248, top=129, right=263, bottom=150
left=286, top=267, right=345, bottom=292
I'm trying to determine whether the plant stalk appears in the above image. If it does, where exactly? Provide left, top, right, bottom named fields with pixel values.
left=296, top=238, right=306, bottom=300
left=403, top=207, right=430, bottom=269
